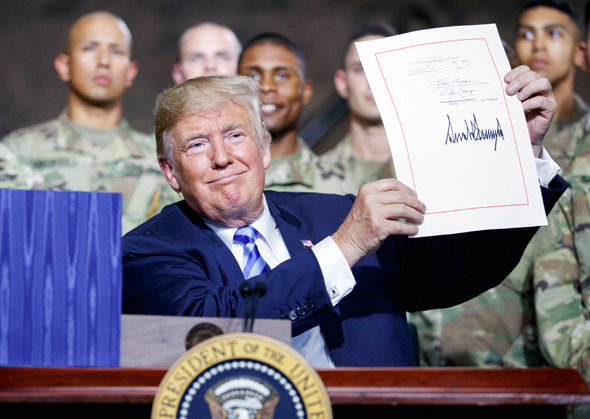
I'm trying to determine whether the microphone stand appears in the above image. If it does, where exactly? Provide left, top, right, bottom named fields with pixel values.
left=248, top=282, right=267, bottom=333
left=239, top=281, right=252, bottom=333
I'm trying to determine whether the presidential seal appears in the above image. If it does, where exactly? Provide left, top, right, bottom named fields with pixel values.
left=152, top=333, right=332, bottom=419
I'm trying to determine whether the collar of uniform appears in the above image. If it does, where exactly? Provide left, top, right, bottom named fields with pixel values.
left=333, top=131, right=353, bottom=160
left=265, top=137, right=316, bottom=188
left=200, top=197, right=279, bottom=253
left=574, top=93, right=590, bottom=116
left=57, top=108, right=148, bottom=159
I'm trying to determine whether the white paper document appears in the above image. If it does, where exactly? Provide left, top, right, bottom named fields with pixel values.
left=356, top=24, right=547, bottom=238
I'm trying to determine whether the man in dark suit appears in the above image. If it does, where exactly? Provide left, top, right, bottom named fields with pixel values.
left=123, top=71, right=566, bottom=367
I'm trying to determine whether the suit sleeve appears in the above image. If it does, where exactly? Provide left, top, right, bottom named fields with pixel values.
left=398, top=176, right=568, bottom=312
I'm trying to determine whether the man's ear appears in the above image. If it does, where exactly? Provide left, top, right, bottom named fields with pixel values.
left=125, top=61, right=139, bottom=88
left=334, top=69, right=349, bottom=99
left=261, top=137, right=271, bottom=170
left=302, top=79, right=313, bottom=106
left=159, top=157, right=180, bottom=191
left=172, top=64, right=185, bottom=85
left=54, top=54, right=71, bottom=82
left=576, top=42, right=588, bottom=72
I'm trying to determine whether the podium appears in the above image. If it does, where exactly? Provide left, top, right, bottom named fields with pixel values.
left=1, top=366, right=589, bottom=418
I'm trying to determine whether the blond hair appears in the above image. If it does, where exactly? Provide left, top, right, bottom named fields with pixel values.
left=154, top=75, right=271, bottom=167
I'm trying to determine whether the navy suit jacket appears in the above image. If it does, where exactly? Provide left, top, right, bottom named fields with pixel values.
left=123, top=176, right=567, bottom=367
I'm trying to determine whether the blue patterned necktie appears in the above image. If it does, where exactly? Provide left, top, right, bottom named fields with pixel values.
left=233, top=226, right=271, bottom=279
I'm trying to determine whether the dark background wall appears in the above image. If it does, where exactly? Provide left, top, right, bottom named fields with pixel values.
left=1, top=0, right=588, bottom=146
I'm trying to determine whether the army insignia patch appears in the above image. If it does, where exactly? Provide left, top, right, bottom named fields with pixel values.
left=152, top=333, right=332, bottom=419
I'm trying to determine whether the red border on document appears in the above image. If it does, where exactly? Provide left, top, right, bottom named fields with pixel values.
left=375, top=38, right=528, bottom=215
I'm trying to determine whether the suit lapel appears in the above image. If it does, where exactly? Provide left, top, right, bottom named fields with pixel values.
left=179, top=201, right=245, bottom=285
left=267, top=197, right=326, bottom=257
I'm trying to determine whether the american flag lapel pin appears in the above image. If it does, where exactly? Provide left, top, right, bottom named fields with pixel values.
left=301, top=239, right=314, bottom=248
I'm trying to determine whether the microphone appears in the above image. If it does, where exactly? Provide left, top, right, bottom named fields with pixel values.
left=239, top=281, right=252, bottom=333
left=248, top=282, right=268, bottom=333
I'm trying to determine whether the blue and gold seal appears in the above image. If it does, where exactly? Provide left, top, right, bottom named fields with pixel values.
left=152, top=333, right=332, bottom=419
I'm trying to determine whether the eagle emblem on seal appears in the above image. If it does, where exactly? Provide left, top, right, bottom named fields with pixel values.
left=204, top=375, right=280, bottom=419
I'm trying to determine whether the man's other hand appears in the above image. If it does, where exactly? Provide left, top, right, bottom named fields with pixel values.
left=332, top=178, right=426, bottom=267
left=504, top=65, right=556, bottom=158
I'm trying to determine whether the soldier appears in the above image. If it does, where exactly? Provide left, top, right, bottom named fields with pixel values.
left=530, top=156, right=590, bottom=419
left=172, top=22, right=241, bottom=82
left=515, top=0, right=588, bottom=167
left=238, top=33, right=344, bottom=193
left=529, top=1, right=590, bottom=396
left=320, top=22, right=397, bottom=195
left=0, top=11, right=173, bottom=234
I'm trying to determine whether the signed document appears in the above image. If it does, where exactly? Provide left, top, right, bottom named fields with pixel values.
left=356, top=24, right=547, bottom=237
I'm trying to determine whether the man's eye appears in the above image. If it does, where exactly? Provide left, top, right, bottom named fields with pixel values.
left=229, top=133, right=244, bottom=140
left=218, top=53, right=230, bottom=61
left=83, top=45, right=95, bottom=52
left=189, top=142, right=205, bottom=150
left=275, top=72, right=288, bottom=81
left=188, top=55, right=203, bottom=62
left=549, top=30, right=562, bottom=38
left=520, top=31, right=534, bottom=40
left=247, top=73, right=260, bottom=81
left=111, top=48, right=122, bottom=55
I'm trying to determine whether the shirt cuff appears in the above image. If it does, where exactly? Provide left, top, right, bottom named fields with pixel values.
left=535, top=146, right=560, bottom=188
left=311, top=236, right=356, bottom=306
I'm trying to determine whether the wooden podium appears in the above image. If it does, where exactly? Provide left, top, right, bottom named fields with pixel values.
left=1, top=366, right=589, bottom=418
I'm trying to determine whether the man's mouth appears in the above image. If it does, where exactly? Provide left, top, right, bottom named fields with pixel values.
left=261, top=104, right=278, bottom=115
left=529, top=59, right=549, bottom=69
left=94, top=75, right=112, bottom=85
left=208, top=172, right=244, bottom=184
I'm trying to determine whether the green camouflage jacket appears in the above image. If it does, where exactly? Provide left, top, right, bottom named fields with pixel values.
left=264, top=137, right=356, bottom=194
left=0, top=143, right=42, bottom=189
left=531, top=114, right=590, bottom=385
left=318, top=132, right=396, bottom=195
left=540, top=93, right=590, bottom=170
left=0, top=110, right=178, bottom=234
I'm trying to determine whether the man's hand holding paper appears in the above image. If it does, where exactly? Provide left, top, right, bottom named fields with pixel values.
left=504, top=65, right=556, bottom=157
left=332, top=178, right=426, bottom=267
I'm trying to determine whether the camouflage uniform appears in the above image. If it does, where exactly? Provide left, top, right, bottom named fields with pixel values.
left=265, top=137, right=357, bottom=194
left=0, top=110, right=178, bottom=234
left=318, top=132, right=396, bottom=195
left=531, top=112, right=590, bottom=388
left=409, top=99, right=590, bottom=369
left=533, top=154, right=590, bottom=418
left=0, top=143, right=41, bottom=189
left=541, top=94, right=590, bottom=169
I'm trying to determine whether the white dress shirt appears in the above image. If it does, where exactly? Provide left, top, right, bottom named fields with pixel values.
left=202, top=198, right=356, bottom=368
left=536, top=146, right=560, bottom=187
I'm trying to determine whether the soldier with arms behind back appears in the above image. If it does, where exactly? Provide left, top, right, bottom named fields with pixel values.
left=1, top=11, right=173, bottom=233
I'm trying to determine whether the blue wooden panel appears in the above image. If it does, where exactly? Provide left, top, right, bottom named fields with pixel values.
left=0, top=189, right=122, bottom=367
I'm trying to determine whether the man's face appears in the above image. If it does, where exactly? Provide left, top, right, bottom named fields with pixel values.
left=58, top=15, right=137, bottom=105
left=238, top=43, right=312, bottom=135
left=173, top=25, right=240, bottom=83
left=334, top=34, right=383, bottom=123
left=161, top=102, right=271, bottom=227
left=515, top=6, right=581, bottom=86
